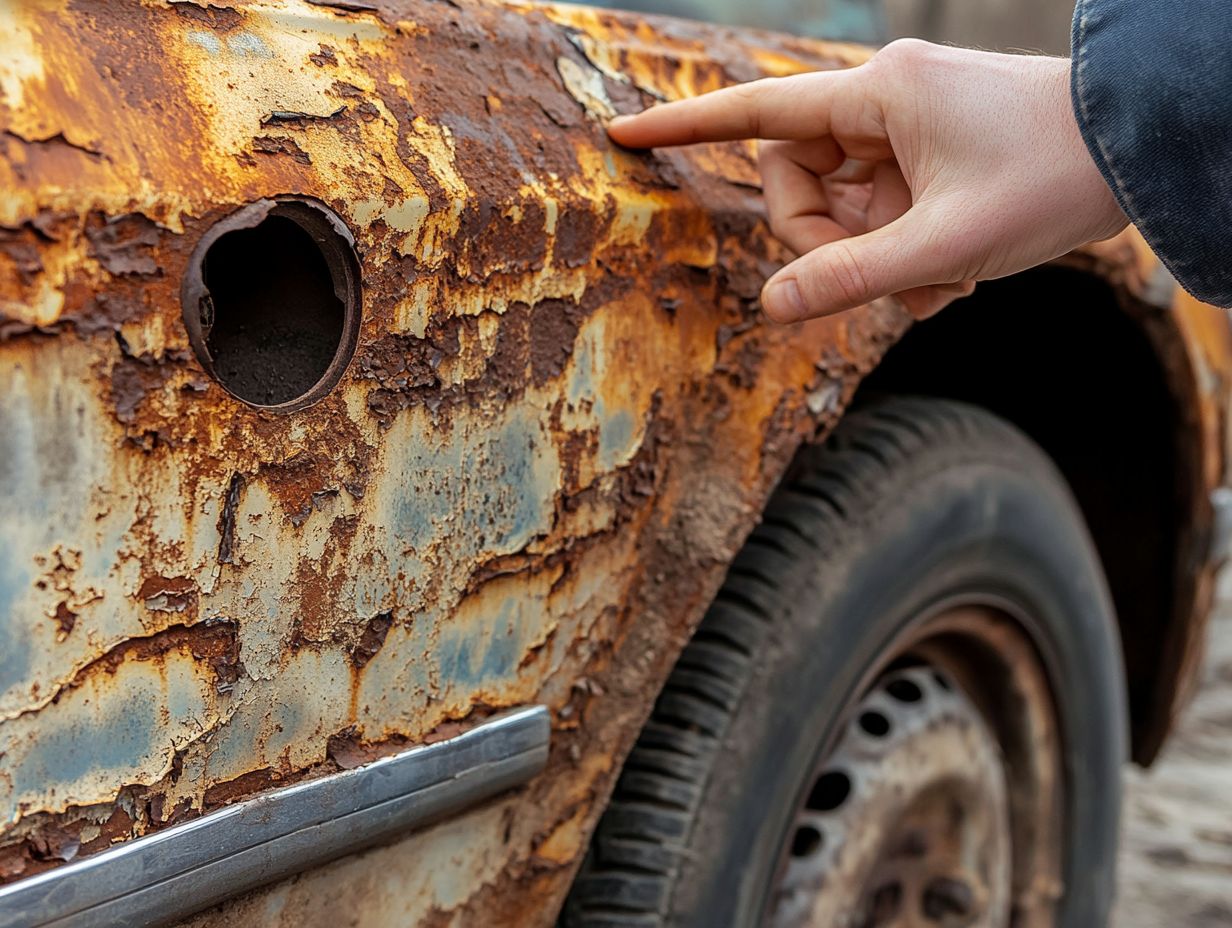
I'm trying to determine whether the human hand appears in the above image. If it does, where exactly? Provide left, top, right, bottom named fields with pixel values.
left=608, top=40, right=1129, bottom=323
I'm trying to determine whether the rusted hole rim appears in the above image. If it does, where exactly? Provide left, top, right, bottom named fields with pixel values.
left=180, top=197, right=361, bottom=413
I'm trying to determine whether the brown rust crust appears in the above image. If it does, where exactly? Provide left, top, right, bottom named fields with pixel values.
left=0, top=0, right=872, bottom=884
left=68, top=618, right=242, bottom=691
left=0, top=705, right=490, bottom=887
left=0, top=1, right=1227, bottom=924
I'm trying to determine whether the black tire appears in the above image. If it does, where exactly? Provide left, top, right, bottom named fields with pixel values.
left=561, top=397, right=1127, bottom=928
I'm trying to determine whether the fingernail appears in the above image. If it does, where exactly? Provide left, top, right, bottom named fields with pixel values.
left=609, top=114, right=632, bottom=128
left=766, top=278, right=807, bottom=322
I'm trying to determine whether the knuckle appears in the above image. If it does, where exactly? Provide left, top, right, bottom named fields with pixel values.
left=734, top=76, right=805, bottom=137
left=874, top=37, right=934, bottom=72
left=816, top=241, right=873, bottom=308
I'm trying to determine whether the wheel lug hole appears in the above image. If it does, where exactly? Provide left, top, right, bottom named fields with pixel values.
left=790, top=824, right=823, bottom=857
left=858, top=710, right=892, bottom=738
left=806, top=770, right=851, bottom=811
left=886, top=678, right=924, bottom=703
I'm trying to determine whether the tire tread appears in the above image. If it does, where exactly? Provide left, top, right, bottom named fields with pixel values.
left=560, top=397, right=1066, bottom=926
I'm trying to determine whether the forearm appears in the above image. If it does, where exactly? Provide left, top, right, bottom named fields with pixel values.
left=1072, top=0, right=1232, bottom=307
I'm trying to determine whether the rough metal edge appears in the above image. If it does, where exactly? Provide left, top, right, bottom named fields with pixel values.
left=0, top=706, right=551, bottom=928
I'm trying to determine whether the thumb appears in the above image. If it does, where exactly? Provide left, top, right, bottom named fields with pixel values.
left=761, top=208, right=956, bottom=322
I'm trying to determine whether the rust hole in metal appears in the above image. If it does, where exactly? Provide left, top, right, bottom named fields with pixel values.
left=182, top=198, right=361, bottom=411
left=204, top=218, right=341, bottom=403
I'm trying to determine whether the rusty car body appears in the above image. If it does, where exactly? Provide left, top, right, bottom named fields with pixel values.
left=1, top=1, right=1229, bottom=925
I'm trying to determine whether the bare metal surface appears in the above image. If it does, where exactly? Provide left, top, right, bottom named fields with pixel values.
left=0, top=706, right=548, bottom=928
left=770, top=668, right=1011, bottom=928
left=0, top=2, right=1229, bottom=925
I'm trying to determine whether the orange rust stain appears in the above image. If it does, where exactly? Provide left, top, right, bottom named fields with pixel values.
left=68, top=619, right=242, bottom=691
left=0, top=2, right=1228, bottom=925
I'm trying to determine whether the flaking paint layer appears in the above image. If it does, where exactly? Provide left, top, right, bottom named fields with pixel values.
left=0, top=1, right=1227, bottom=923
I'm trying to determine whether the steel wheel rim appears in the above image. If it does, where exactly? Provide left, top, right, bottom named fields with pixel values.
left=765, top=604, right=1065, bottom=928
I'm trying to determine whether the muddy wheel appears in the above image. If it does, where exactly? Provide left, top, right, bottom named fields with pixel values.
left=771, top=660, right=1013, bottom=928
left=561, top=397, right=1127, bottom=928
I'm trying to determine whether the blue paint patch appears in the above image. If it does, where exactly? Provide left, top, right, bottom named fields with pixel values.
left=6, top=686, right=158, bottom=818
left=257, top=696, right=308, bottom=760
left=0, top=380, right=49, bottom=520
left=433, top=597, right=526, bottom=690
left=597, top=407, right=636, bottom=471
left=577, top=0, right=887, bottom=43
left=0, top=552, right=32, bottom=698
left=186, top=31, right=223, bottom=55
left=390, top=408, right=551, bottom=557
left=225, top=32, right=273, bottom=59
left=565, top=335, right=595, bottom=407
left=435, top=635, right=472, bottom=684
left=477, top=618, right=520, bottom=680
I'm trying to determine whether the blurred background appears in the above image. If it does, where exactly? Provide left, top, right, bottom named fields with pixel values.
left=582, top=0, right=1074, bottom=54
left=1115, top=572, right=1232, bottom=927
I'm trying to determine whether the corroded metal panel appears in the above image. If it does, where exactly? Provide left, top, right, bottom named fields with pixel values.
left=0, top=707, right=548, bottom=928
left=0, top=0, right=894, bottom=893
left=0, top=0, right=1229, bottom=925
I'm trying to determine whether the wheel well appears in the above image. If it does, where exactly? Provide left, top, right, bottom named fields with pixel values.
left=857, top=265, right=1193, bottom=765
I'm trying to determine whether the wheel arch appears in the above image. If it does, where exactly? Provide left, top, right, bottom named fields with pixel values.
left=856, top=258, right=1226, bottom=764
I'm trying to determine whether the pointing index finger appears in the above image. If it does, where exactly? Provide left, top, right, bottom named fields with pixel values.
left=607, top=71, right=853, bottom=149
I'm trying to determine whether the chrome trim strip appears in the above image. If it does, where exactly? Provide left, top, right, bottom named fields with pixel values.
left=0, top=706, right=550, bottom=928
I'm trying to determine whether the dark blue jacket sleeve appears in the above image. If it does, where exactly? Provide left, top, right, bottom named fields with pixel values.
left=1071, top=0, right=1232, bottom=307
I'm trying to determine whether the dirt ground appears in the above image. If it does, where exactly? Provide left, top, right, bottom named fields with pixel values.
left=1115, top=573, right=1232, bottom=926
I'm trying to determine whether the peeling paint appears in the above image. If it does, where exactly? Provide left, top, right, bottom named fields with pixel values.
left=0, top=1, right=1228, bottom=925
